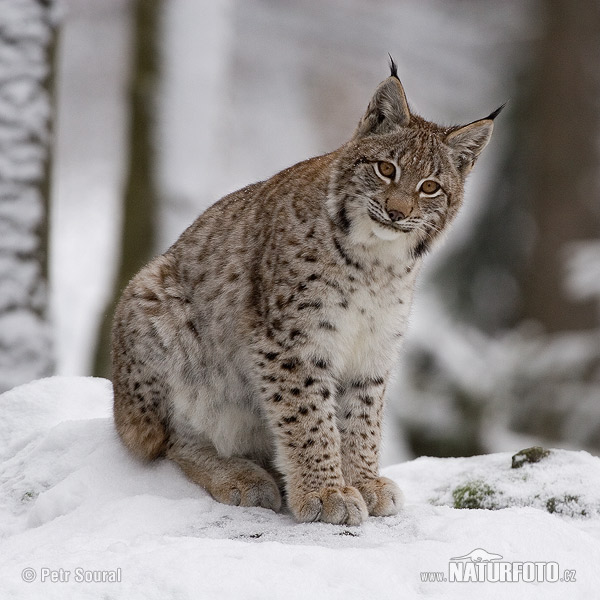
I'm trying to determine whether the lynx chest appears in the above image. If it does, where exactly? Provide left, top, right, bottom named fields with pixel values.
left=325, top=264, right=417, bottom=379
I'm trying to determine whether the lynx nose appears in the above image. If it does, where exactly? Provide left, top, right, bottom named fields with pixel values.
left=387, top=209, right=406, bottom=222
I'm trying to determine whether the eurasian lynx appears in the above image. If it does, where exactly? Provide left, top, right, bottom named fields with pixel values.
left=112, top=60, right=500, bottom=525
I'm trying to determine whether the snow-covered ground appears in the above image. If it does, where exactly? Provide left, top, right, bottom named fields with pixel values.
left=1, top=377, right=599, bottom=599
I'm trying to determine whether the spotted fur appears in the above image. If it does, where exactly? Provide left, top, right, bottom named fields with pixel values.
left=112, top=66, right=498, bottom=525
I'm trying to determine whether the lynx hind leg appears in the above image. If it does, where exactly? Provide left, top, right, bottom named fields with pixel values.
left=167, top=438, right=282, bottom=512
left=112, top=372, right=170, bottom=461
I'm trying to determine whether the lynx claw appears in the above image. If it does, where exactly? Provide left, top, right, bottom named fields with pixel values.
left=290, top=486, right=368, bottom=525
left=357, top=476, right=403, bottom=517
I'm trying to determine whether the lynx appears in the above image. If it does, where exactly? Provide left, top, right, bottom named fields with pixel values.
left=112, top=59, right=500, bottom=525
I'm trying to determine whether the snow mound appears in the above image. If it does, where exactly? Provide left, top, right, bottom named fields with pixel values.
left=1, top=376, right=600, bottom=599
left=388, top=447, right=600, bottom=518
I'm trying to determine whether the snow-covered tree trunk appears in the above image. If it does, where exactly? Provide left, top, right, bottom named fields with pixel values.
left=0, top=0, right=56, bottom=392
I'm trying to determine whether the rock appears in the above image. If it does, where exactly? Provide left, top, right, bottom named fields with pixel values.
left=511, top=446, right=550, bottom=469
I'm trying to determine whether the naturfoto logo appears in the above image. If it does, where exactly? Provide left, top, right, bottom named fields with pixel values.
left=420, top=548, right=576, bottom=583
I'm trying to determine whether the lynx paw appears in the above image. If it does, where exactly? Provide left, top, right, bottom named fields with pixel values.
left=289, top=486, right=368, bottom=525
left=357, top=476, right=404, bottom=517
left=210, top=464, right=282, bottom=512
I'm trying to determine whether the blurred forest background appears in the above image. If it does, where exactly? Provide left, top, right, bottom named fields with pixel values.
left=1, top=0, right=599, bottom=465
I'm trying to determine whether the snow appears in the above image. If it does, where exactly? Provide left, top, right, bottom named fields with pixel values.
left=1, top=376, right=600, bottom=599
left=564, top=240, right=600, bottom=303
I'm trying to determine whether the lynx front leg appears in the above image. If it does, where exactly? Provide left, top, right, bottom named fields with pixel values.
left=259, top=353, right=368, bottom=525
left=338, top=376, right=403, bottom=517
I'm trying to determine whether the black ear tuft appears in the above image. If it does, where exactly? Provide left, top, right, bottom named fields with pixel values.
left=485, top=102, right=508, bottom=121
left=354, top=58, right=410, bottom=138
left=388, top=53, right=399, bottom=80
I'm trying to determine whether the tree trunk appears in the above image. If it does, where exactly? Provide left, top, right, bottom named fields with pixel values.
left=93, top=0, right=161, bottom=379
left=0, top=0, right=57, bottom=392
left=519, top=0, right=600, bottom=332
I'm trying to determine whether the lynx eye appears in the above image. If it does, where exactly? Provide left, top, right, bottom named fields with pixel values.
left=376, top=161, right=396, bottom=180
left=420, top=180, right=441, bottom=195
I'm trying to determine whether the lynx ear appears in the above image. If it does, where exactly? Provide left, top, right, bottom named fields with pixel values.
left=445, top=105, right=504, bottom=172
left=354, top=63, right=411, bottom=138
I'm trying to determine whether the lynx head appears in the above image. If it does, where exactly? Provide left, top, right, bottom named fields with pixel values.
left=328, top=58, right=502, bottom=258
